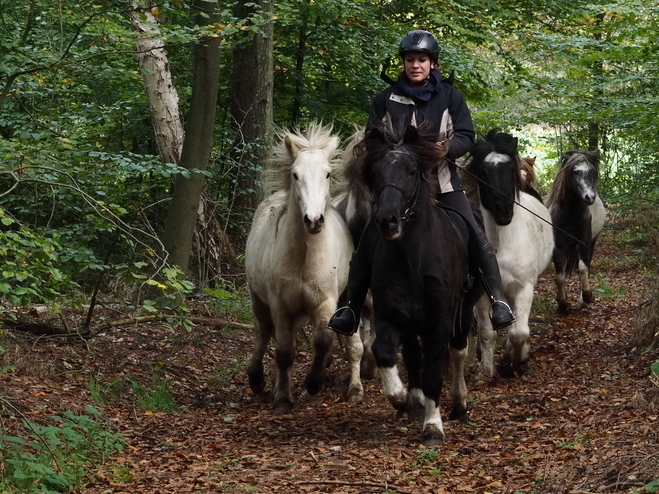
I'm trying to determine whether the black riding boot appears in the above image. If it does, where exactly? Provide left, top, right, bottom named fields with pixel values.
left=328, top=228, right=373, bottom=336
left=479, top=243, right=516, bottom=331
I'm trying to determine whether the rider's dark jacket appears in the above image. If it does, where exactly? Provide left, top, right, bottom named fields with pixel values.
left=366, top=69, right=475, bottom=194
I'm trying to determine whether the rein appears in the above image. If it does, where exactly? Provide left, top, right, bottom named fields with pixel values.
left=448, top=156, right=588, bottom=248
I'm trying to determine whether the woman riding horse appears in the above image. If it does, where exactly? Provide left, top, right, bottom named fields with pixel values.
left=329, top=30, right=515, bottom=335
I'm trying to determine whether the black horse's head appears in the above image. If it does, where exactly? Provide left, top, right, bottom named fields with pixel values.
left=548, top=150, right=600, bottom=208
left=465, top=129, right=521, bottom=225
left=356, top=123, right=447, bottom=240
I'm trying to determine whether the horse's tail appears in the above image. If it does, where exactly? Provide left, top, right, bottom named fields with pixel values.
left=565, top=249, right=580, bottom=275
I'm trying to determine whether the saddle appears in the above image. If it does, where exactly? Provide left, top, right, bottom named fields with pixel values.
left=433, top=199, right=480, bottom=291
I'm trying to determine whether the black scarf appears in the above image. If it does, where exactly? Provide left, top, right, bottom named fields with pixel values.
left=397, top=69, right=442, bottom=102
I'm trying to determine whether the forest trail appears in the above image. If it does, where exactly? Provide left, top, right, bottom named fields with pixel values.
left=1, top=215, right=658, bottom=494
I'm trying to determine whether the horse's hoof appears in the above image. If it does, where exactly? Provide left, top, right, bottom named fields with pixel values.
left=247, top=366, right=266, bottom=394
left=273, top=398, right=293, bottom=415
left=582, top=290, right=594, bottom=304
left=304, top=373, right=324, bottom=395
left=421, top=425, right=444, bottom=446
left=346, top=386, right=363, bottom=404
left=557, top=301, right=570, bottom=314
left=498, top=358, right=529, bottom=378
left=449, top=407, right=469, bottom=423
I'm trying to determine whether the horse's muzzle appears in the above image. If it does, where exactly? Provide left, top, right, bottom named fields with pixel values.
left=304, top=214, right=325, bottom=234
left=377, top=215, right=401, bottom=240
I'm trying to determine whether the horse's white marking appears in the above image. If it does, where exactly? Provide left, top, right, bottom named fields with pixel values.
left=423, top=396, right=444, bottom=433
left=484, top=151, right=510, bottom=166
left=379, top=366, right=406, bottom=402
left=574, top=162, right=597, bottom=204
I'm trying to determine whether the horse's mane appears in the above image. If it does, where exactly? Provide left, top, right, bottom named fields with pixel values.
left=546, top=149, right=600, bottom=208
left=348, top=123, right=446, bottom=188
left=262, top=122, right=340, bottom=196
left=462, top=128, right=522, bottom=196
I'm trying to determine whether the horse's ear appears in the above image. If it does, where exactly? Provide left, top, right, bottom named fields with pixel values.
left=284, top=135, right=300, bottom=159
left=324, top=135, right=340, bottom=158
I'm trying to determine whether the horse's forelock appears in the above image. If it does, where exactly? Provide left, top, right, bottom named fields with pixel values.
left=263, top=122, right=339, bottom=195
left=466, top=130, right=521, bottom=194
left=547, top=150, right=600, bottom=208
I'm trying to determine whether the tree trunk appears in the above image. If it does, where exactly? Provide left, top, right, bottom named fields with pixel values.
left=227, top=0, right=274, bottom=248
left=161, top=0, right=221, bottom=278
left=130, top=2, right=183, bottom=165
left=291, top=0, right=310, bottom=128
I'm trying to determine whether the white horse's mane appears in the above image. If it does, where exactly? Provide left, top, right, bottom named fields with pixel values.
left=262, top=122, right=341, bottom=197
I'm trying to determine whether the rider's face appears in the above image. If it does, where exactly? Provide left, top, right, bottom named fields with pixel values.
left=403, top=52, right=433, bottom=87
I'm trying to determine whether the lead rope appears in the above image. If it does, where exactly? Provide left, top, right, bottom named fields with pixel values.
left=445, top=156, right=588, bottom=248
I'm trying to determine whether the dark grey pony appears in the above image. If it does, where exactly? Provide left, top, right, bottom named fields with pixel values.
left=546, top=150, right=606, bottom=313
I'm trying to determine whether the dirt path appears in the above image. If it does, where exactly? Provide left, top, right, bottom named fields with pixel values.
left=2, top=219, right=658, bottom=494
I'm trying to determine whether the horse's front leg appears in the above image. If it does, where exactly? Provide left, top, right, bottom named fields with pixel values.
left=372, top=320, right=407, bottom=411
left=418, top=331, right=448, bottom=446
left=503, top=284, right=532, bottom=376
left=475, top=294, right=496, bottom=379
left=553, top=251, right=569, bottom=313
left=247, top=292, right=274, bottom=395
left=344, top=332, right=365, bottom=403
left=578, top=259, right=594, bottom=307
left=400, top=333, right=424, bottom=421
left=359, top=299, right=378, bottom=380
left=304, top=298, right=336, bottom=395
left=272, top=312, right=298, bottom=415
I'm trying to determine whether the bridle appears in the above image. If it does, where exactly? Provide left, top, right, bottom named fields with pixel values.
left=373, top=165, right=421, bottom=223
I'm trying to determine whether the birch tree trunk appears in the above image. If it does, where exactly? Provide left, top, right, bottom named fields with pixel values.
left=227, top=0, right=274, bottom=248
left=130, top=2, right=183, bottom=165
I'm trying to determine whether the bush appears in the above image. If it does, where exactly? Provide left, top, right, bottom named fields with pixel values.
left=0, top=405, right=126, bottom=493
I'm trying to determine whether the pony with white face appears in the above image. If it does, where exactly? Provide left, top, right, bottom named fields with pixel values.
left=546, top=150, right=606, bottom=313
left=463, top=129, right=554, bottom=377
left=245, top=123, right=363, bottom=414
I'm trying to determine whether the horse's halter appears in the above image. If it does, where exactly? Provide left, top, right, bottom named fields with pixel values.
left=373, top=164, right=421, bottom=223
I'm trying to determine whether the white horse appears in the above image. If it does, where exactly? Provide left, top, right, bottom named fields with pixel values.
left=463, top=130, right=554, bottom=378
left=245, top=123, right=364, bottom=415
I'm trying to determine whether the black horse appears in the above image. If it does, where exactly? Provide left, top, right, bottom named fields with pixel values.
left=547, top=150, right=606, bottom=313
left=346, top=123, right=480, bottom=446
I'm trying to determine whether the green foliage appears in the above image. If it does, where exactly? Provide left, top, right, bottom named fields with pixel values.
left=0, top=406, right=126, bottom=494
left=651, top=361, right=659, bottom=379
left=205, top=281, right=253, bottom=326
left=0, top=209, right=79, bottom=306
left=131, top=378, right=179, bottom=412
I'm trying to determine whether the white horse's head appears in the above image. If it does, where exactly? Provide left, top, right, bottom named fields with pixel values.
left=283, top=126, right=340, bottom=234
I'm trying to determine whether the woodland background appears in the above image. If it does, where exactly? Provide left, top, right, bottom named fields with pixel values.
left=1, top=1, right=658, bottom=493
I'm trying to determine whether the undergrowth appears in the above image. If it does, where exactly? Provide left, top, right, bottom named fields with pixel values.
left=0, top=404, right=126, bottom=493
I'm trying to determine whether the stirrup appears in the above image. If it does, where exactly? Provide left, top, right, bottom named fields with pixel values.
left=328, top=306, right=358, bottom=336
left=490, top=301, right=516, bottom=331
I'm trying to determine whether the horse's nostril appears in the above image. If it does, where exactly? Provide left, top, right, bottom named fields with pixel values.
left=317, top=215, right=325, bottom=227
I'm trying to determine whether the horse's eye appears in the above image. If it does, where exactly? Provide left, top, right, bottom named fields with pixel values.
left=293, top=173, right=299, bottom=180
left=326, top=172, right=330, bottom=179
left=409, top=169, right=416, bottom=176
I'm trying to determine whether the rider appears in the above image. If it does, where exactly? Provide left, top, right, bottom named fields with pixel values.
left=328, top=29, right=516, bottom=335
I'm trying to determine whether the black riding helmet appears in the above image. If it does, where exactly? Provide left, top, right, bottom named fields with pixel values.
left=398, top=30, right=439, bottom=62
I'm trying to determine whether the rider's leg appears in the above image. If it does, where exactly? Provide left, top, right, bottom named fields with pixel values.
left=328, top=222, right=375, bottom=336
left=438, top=191, right=515, bottom=331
